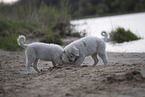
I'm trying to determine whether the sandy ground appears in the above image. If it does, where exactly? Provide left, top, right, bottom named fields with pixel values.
left=0, top=48, right=145, bottom=97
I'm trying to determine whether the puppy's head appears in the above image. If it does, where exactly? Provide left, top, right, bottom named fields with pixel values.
left=62, top=46, right=79, bottom=63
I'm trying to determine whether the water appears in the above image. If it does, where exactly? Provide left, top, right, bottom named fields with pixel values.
left=71, top=12, right=145, bottom=53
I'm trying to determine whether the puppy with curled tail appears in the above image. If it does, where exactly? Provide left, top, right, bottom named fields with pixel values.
left=17, top=35, right=64, bottom=74
left=62, top=31, right=108, bottom=66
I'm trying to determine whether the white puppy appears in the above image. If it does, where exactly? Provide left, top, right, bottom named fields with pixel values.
left=17, top=35, right=63, bottom=74
left=62, top=31, right=108, bottom=66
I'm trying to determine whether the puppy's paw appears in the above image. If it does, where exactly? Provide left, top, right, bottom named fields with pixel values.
left=27, top=72, right=33, bottom=74
left=104, top=64, right=108, bottom=66
left=91, top=64, right=96, bottom=67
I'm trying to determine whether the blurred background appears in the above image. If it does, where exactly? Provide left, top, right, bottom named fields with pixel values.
left=0, top=0, right=145, bottom=52
left=1, top=0, right=145, bottom=18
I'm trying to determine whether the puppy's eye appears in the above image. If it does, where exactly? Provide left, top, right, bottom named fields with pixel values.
left=70, top=55, right=73, bottom=58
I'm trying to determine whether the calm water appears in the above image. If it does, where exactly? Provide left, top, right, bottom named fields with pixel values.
left=71, top=12, right=145, bottom=53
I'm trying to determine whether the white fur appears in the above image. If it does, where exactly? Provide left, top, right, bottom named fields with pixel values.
left=17, top=35, right=63, bottom=74
left=62, top=31, right=108, bottom=66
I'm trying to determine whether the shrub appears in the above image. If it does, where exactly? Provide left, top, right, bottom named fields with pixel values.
left=0, top=19, right=41, bottom=36
left=0, top=19, right=63, bottom=51
left=0, top=1, right=78, bottom=51
left=109, top=27, right=141, bottom=43
left=40, top=33, right=62, bottom=45
left=0, top=35, right=22, bottom=51
left=71, top=33, right=81, bottom=37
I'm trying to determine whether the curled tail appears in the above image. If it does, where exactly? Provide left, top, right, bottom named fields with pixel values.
left=17, top=35, right=27, bottom=49
left=101, top=31, right=108, bottom=42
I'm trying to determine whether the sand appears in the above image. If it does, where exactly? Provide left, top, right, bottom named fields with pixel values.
left=0, top=48, right=145, bottom=97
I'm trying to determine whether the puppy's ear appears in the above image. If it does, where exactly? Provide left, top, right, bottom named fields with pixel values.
left=72, top=46, right=79, bottom=56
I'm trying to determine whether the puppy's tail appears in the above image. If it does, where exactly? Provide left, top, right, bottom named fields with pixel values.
left=17, top=35, right=27, bottom=49
left=101, top=31, right=108, bottom=42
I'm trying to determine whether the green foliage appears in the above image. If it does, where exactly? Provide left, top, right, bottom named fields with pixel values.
left=71, top=33, right=81, bottom=37
left=0, top=19, right=40, bottom=36
left=0, top=0, right=71, bottom=30
left=41, top=33, right=62, bottom=45
left=0, top=19, right=42, bottom=37
left=0, top=0, right=107, bottom=51
left=0, top=0, right=73, bottom=51
left=0, top=19, right=63, bottom=51
left=96, top=3, right=109, bottom=15
left=2, top=0, right=144, bottom=18
left=109, top=27, right=141, bottom=43
left=42, top=0, right=145, bottom=17
left=0, top=35, right=22, bottom=51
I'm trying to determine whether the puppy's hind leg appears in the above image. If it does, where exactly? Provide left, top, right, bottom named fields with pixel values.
left=33, top=59, right=40, bottom=73
left=52, top=61, right=57, bottom=68
left=98, top=52, right=108, bottom=66
left=26, top=56, right=35, bottom=74
left=91, top=54, right=99, bottom=67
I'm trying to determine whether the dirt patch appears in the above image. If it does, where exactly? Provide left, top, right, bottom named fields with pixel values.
left=0, top=49, right=145, bottom=97
left=103, top=70, right=145, bottom=84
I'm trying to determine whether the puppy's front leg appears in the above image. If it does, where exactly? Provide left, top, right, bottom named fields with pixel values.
left=74, top=56, right=85, bottom=66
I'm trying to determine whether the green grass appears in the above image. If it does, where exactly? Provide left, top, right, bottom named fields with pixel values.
left=0, top=19, right=44, bottom=36
left=40, top=32, right=63, bottom=45
left=0, top=35, right=22, bottom=51
left=0, top=1, right=80, bottom=51
left=109, top=27, right=141, bottom=43
left=0, top=19, right=63, bottom=51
